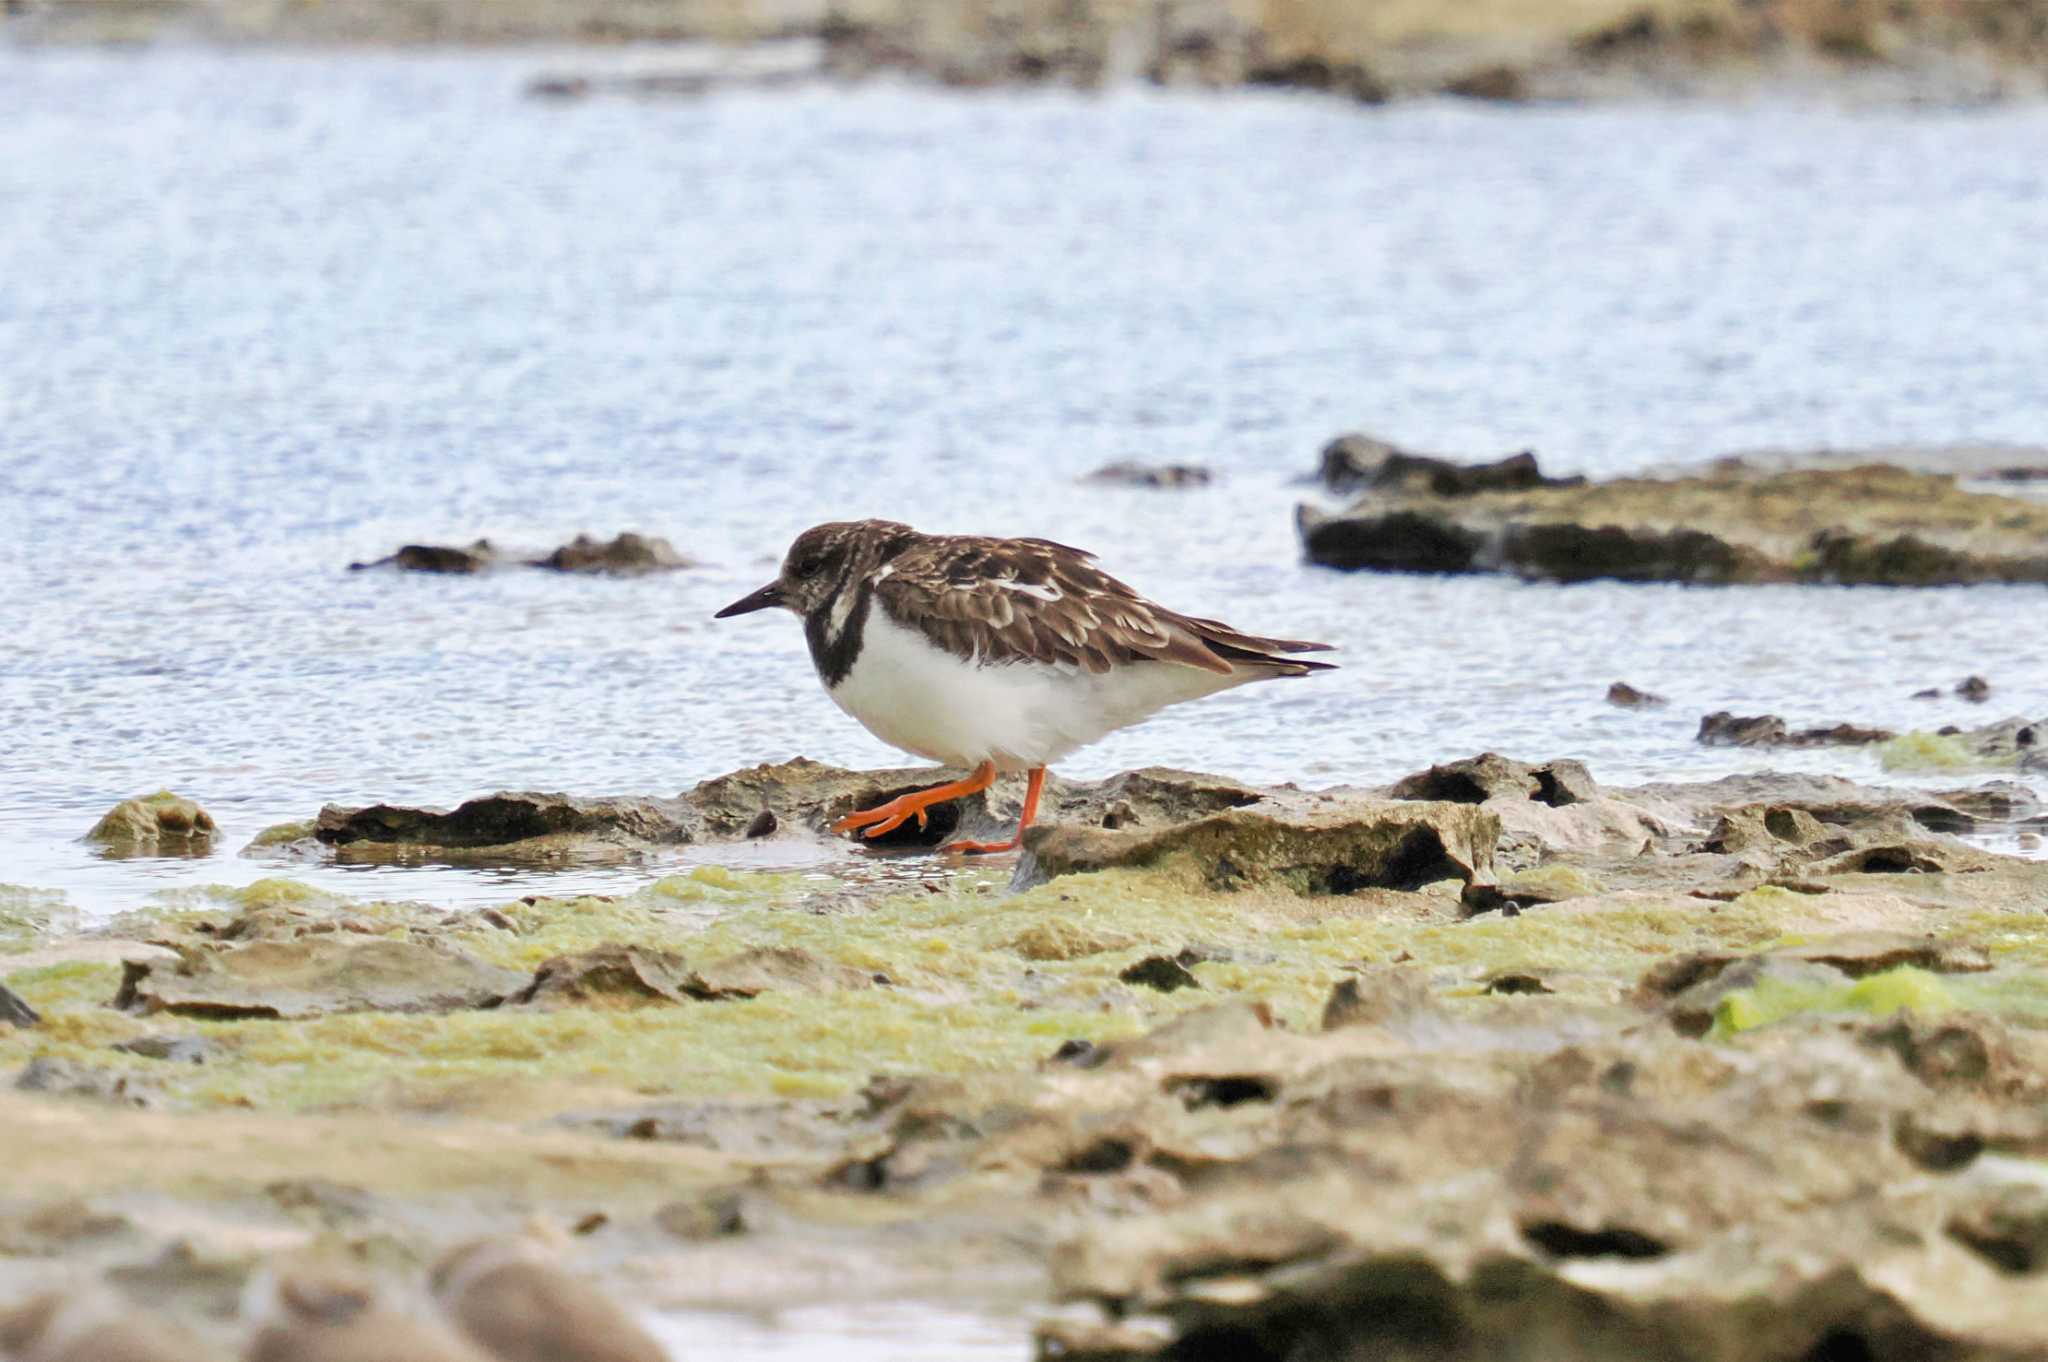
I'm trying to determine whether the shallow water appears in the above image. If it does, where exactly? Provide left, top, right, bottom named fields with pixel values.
left=2, top=47, right=2045, bottom=915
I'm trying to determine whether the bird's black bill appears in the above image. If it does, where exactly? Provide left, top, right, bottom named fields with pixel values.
left=714, top=583, right=784, bottom=618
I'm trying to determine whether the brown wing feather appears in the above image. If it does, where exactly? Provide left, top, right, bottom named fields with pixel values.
left=871, top=536, right=1334, bottom=676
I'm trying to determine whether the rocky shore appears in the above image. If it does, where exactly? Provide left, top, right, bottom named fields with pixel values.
left=6, top=753, right=2048, bottom=1357
left=1300, top=436, right=2048, bottom=586
left=9, top=0, right=2048, bottom=104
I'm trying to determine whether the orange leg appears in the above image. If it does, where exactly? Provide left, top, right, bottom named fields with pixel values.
left=947, top=766, right=1046, bottom=856
left=832, top=761, right=997, bottom=840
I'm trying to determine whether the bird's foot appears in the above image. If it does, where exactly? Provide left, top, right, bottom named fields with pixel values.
left=943, top=835, right=1021, bottom=856
left=832, top=762, right=997, bottom=841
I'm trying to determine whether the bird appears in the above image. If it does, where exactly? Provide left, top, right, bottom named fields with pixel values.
left=714, top=519, right=1335, bottom=854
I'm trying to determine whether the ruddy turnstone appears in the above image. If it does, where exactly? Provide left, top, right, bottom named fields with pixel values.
left=715, top=520, right=1335, bottom=854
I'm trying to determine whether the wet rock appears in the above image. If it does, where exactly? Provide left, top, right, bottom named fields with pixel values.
left=1119, top=955, right=1201, bottom=993
left=84, top=791, right=216, bottom=855
left=1957, top=675, right=1993, bottom=703
left=432, top=1238, right=668, bottom=1362
left=1017, top=800, right=1496, bottom=897
left=113, top=938, right=525, bottom=1019
left=1640, top=935, right=1992, bottom=1037
left=1315, top=434, right=1579, bottom=497
left=1081, top=462, right=1213, bottom=488
left=1390, top=753, right=1595, bottom=808
left=0, top=1290, right=210, bottom=1362
left=527, top=531, right=692, bottom=575
left=13, top=1057, right=159, bottom=1107
left=349, top=540, right=497, bottom=573
left=0, top=981, right=38, bottom=1028
left=247, top=1272, right=495, bottom=1362
left=109, top=1033, right=214, bottom=1064
left=1696, top=712, right=1894, bottom=748
left=1300, top=461, right=2048, bottom=585
left=314, top=791, right=698, bottom=862
left=1605, top=681, right=1667, bottom=709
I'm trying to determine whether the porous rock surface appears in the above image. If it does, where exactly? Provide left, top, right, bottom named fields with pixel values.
left=1300, top=451, right=2048, bottom=585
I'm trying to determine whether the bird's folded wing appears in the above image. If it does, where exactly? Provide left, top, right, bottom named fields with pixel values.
left=870, top=536, right=1329, bottom=676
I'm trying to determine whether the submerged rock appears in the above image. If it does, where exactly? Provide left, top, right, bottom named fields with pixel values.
left=1081, top=462, right=1214, bottom=488
left=348, top=540, right=497, bottom=573
left=114, top=939, right=524, bottom=1019
left=1606, top=681, right=1667, bottom=709
left=1697, top=712, right=1896, bottom=748
left=84, top=791, right=216, bottom=855
left=1300, top=460, right=2048, bottom=585
left=527, top=531, right=692, bottom=575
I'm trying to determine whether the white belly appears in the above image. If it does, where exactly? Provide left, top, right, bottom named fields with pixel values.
left=826, top=610, right=1250, bottom=771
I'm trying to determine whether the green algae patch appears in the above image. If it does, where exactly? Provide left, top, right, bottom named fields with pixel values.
left=0, top=885, right=74, bottom=949
left=1879, top=731, right=2016, bottom=774
left=244, top=820, right=315, bottom=848
left=647, top=866, right=800, bottom=903
left=1711, top=965, right=1958, bottom=1039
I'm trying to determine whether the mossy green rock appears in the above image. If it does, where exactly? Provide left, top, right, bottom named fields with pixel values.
left=85, top=792, right=217, bottom=852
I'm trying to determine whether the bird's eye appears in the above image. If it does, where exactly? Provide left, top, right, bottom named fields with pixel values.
left=794, top=553, right=827, bottom=578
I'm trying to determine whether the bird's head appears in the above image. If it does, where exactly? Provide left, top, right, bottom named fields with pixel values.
left=714, top=520, right=916, bottom=621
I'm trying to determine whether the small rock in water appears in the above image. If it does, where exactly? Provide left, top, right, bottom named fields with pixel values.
left=1606, top=681, right=1667, bottom=709
left=84, top=791, right=216, bottom=855
left=1912, top=687, right=1943, bottom=700
left=529, top=531, right=692, bottom=575
left=1696, top=712, right=1894, bottom=748
left=1080, top=461, right=1214, bottom=488
left=349, top=540, right=497, bottom=573
left=1957, top=675, right=1993, bottom=703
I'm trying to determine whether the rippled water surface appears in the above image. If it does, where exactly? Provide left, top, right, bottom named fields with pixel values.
left=4, top=48, right=2047, bottom=914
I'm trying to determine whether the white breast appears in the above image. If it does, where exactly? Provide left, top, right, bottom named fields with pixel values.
left=825, top=608, right=1252, bottom=771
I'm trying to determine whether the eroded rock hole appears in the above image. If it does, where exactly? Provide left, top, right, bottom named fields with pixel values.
left=1062, top=1137, right=1136, bottom=1175
left=1801, top=1330, right=1874, bottom=1362
left=1521, top=1220, right=1670, bottom=1260
left=1169, top=1075, right=1279, bottom=1109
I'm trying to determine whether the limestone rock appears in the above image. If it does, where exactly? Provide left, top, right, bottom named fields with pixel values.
left=113, top=939, right=524, bottom=1019
left=84, top=791, right=216, bottom=855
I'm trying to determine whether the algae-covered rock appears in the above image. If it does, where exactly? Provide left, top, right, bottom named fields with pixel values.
left=684, top=945, right=872, bottom=1000
left=84, top=791, right=216, bottom=855
left=113, top=939, right=525, bottom=1019
left=1016, top=800, right=1496, bottom=896
left=1300, top=460, right=2048, bottom=585
left=14, top=1057, right=159, bottom=1108
left=528, top=531, right=692, bottom=575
